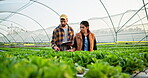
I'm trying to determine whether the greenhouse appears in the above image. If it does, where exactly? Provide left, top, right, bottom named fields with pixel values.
left=0, top=0, right=148, bottom=78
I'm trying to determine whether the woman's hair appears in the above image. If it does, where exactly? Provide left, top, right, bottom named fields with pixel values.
left=80, top=21, right=89, bottom=27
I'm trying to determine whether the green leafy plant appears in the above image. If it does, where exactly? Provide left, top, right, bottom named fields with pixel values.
left=84, top=62, right=130, bottom=78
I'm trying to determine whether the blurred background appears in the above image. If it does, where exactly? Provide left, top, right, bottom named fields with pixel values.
left=0, top=0, right=147, bottom=47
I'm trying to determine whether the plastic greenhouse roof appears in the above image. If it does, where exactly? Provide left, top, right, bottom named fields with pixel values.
left=0, top=0, right=147, bottom=42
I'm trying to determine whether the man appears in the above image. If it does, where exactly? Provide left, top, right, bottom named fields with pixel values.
left=51, top=14, right=74, bottom=51
left=67, top=21, right=97, bottom=52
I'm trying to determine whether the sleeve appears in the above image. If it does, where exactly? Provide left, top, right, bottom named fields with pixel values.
left=51, top=30, right=57, bottom=48
left=72, top=37, right=77, bottom=49
left=93, top=37, right=97, bottom=50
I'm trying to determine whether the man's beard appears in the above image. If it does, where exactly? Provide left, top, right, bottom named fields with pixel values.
left=61, top=24, right=66, bottom=27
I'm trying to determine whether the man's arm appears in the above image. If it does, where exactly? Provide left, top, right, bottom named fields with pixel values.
left=51, top=30, right=60, bottom=51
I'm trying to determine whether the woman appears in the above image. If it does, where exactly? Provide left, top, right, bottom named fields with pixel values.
left=67, top=21, right=97, bottom=52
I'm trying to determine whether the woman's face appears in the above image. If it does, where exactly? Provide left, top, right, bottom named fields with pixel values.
left=80, top=24, right=88, bottom=33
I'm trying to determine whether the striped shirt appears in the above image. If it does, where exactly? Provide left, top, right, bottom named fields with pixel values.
left=51, top=25, right=74, bottom=49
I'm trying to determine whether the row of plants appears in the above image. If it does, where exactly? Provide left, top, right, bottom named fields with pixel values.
left=0, top=42, right=50, bottom=47
left=0, top=45, right=148, bottom=78
left=0, top=55, right=74, bottom=78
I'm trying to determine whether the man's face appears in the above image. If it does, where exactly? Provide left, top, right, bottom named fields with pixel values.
left=60, top=19, right=68, bottom=27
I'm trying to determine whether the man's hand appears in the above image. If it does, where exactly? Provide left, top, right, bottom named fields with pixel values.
left=54, top=46, right=60, bottom=51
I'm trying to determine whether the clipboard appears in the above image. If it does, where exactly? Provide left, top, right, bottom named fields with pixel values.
left=61, top=41, right=72, bottom=46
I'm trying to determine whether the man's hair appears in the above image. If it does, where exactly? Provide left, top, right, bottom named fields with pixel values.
left=80, top=21, right=89, bottom=27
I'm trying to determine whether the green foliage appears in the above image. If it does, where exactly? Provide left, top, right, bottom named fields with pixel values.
left=0, top=56, right=74, bottom=78
left=84, top=63, right=130, bottom=78
left=0, top=45, right=148, bottom=78
left=74, top=63, right=85, bottom=74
